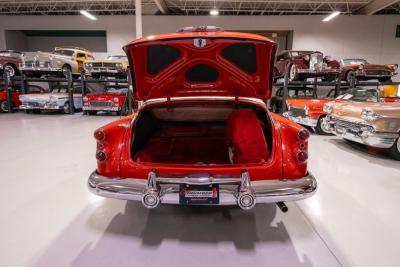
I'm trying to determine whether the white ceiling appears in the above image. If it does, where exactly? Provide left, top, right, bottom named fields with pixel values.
left=0, top=0, right=398, bottom=15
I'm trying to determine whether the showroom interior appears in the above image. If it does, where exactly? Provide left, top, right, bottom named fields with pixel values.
left=0, top=1, right=400, bottom=267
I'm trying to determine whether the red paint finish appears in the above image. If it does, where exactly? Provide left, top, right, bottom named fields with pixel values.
left=0, top=90, right=22, bottom=107
left=124, top=35, right=276, bottom=100
left=287, top=98, right=333, bottom=118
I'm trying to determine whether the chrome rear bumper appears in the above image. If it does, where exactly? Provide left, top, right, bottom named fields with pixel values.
left=88, top=170, right=317, bottom=209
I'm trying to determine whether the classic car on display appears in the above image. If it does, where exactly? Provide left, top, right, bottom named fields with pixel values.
left=20, top=46, right=94, bottom=77
left=274, top=86, right=341, bottom=135
left=83, top=87, right=129, bottom=115
left=274, top=50, right=340, bottom=82
left=324, top=100, right=400, bottom=160
left=88, top=27, right=317, bottom=211
left=0, top=50, right=23, bottom=77
left=283, top=87, right=383, bottom=135
left=0, top=84, right=46, bottom=112
left=340, top=58, right=398, bottom=82
left=84, top=55, right=129, bottom=78
left=19, top=86, right=83, bottom=113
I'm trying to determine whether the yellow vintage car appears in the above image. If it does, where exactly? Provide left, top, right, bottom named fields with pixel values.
left=21, top=46, right=94, bottom=76
left=84, top=55, right=128, bottom=78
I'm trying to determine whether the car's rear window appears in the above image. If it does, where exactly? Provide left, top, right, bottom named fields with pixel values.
left=147, top=44, right=180, bottom=75
left=185, top=64, right=219, bottom=83
left=222, top=43, right=257, bottom=74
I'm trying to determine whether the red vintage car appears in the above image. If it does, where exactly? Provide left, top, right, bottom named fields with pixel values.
left=88, top=27, right=317, bottom=211
left=340, top=58, right=398, bottom=82
left=0, top=50, right=22, bottom=78
left=274, top=50, right=340, bottom=82
left=83, top=88, right=129, bottom=115
left=0, top=84, right=45, bottom=112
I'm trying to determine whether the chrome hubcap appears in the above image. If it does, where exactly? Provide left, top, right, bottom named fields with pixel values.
left=320, top=117, right=331, bottom=134
left=64, top=103, right=69, bottom=113
left=4, top=65, right=15, bottom=77
left=289, top=65, right=296, bottom=81
left=1, top=101, right=8, bottom=112
left=397, top=138, right=400, bottom=153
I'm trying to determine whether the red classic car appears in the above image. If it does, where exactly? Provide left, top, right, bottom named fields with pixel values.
left=274, top=50, right=340, bottom=82
left=340, top=58, right=398, bottom=82
left=83, top=88, right=129, bottom=115
left=0, top=50, right=22, bottom=78
left=88, top=28, right=317, bottom=211
left=0, top=84, right=46, bottom=112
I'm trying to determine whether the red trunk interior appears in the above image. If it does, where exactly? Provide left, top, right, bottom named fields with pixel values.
left=134, top=126, right=230, bottom=164
left=133, top=109, right=270, bottom=165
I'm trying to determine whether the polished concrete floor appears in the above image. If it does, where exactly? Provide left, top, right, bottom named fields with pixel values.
left=1, top=113, right=399, bottom=267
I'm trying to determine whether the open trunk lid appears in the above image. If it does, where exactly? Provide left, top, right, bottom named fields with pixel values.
left=123, top=30, right=276, bottom=100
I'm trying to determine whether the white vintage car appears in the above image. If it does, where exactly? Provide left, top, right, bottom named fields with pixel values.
left=20, top=46, right=94, bottom=77
left=19, top=87, right=83, bottom=113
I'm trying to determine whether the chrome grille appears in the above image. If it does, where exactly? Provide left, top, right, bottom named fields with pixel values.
left=332, top=118, right=374, bottom=132
left=290, top=107, right=306, bottom=117
left=365, top=70, right=390, bottom=76
left=92, top=62, right=117, bottom=68
left=90, top=101, right=113, bottom=107
left=310, top=53, right=323, bottom=71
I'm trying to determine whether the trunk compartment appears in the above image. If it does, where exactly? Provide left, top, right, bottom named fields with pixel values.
left=131, top=104, right=272, bottom=165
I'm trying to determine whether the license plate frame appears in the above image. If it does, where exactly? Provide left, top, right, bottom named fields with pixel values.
left=179, top=184, right=220, bottom=205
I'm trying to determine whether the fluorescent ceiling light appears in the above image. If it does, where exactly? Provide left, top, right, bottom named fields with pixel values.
left=80, top=10, right=97, bottom=20
left=210, top=9, right=219, bottom=16
left=322, top=11, right=340, bottom=22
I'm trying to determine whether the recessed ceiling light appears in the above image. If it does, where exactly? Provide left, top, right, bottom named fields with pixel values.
left=80, top=10, right=97, bottom=21
left=322, top=11, right=340, bottom=22
left=210, top=9, right=219, bottom=16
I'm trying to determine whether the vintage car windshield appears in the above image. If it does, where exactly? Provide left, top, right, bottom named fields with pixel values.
left=288, top=88, right=314, bottom=98
left=107, top=56, right=127, bottom=60
left=0, top=51, right=22, bottom=58
left=106, top=88, right=128, bottom=94
left=342, top=59, right=368, bottom=66
left=53, top=50, right=75, bottom=56
left=290, top=51, right=312, bottom=57
left=336, top=88, right=378, bottom=102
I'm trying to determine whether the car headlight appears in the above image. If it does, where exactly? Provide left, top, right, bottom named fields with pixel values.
left=85, top=63, right=93, bottom=68
left=361, top=108, right=380, bottom=121
left=393, top=64, right=398, bottom=71
left=0, top=64, right=3, bottom=69
left=116, top=63, right=123, bottom=68
left=323, top=103, right=333, bottom=114
left=304, top=55, right=310, bottom=61
left=304, top=104, right=309, bottom=115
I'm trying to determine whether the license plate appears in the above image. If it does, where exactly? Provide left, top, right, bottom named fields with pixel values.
left=179, top=184, right=219, bottom=205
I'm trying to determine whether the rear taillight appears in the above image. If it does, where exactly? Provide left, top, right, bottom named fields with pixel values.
left=298, top=129, right=310, bottom=142
left=297, top=128, right=309, bottom=163
left=96, top=151, right=107, bottom=162
left=296, top=151, right=308, bottom=163
left=94, top=129, right=105, bottom=141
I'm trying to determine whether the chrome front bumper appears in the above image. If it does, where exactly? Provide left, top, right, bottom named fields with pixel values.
left=19, top=103, right=60, bottom=110
left=88, top=170, right=317, bottom=209
left=283, top=112, right=318, bottom=127
left=20, top=66, right=62, bottom=73
left=83, top=106, right=119, bottom=111
left=297, top=68, right=339, bottom=75
left=328, top=117, right=398, bottom=148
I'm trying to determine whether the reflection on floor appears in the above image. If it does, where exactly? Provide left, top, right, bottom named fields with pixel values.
left=0, top=113, right=399, bottom=267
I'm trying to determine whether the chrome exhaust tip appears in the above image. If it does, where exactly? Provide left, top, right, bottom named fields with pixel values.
left=237, top=171, right=256, bottom=210
left=142, top=170, right=160, bottom=209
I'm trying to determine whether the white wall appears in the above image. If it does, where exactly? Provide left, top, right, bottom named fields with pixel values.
left=0, top=15, right=399, bottom=78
